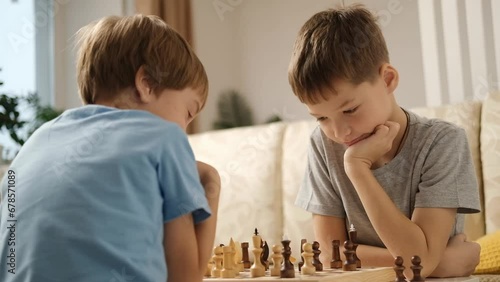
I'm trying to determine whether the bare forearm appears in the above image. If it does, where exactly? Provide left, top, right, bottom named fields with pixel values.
left=345, top=166, right=445, bottom=276
left=195, top=164, right=221, bottom=269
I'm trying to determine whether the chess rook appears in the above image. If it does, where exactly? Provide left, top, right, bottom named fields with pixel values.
left=241, top=242, right=251, bottom=269
left=330, top=240, right=343, bottom=269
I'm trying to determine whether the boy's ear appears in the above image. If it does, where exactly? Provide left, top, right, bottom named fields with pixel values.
left=380, top=63, right=399, bottom=94
left=135, top=65, right=155, bottom=103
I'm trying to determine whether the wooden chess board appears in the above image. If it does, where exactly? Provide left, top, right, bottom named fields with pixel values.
left=203, top=268, right=480, bottom=282
left=204, top=267, right=395, bottom=281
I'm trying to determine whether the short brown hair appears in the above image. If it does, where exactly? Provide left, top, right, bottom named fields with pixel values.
left=288, top=4, right=389, bottom=104
left=76, top=15, right=208, bottom=105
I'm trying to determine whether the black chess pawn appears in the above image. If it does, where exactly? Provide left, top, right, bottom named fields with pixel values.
left=410, top=255, right=424, bottom=282
left=342, top=240, right=357, bottom=271
left=280, top=239, right=295, bottom=278
left=312, top=241, right=323, bottom=271
left=394, top=256, right=406, bottom=282
left=330, top=240, right=342, bottom=269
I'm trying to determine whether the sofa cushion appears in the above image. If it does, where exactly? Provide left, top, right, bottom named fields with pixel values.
left=188, top=122, right=286, bottom=248
left=481, top=92, right=500, bottom=234
left=411, top=101, right=484, bottom=240
left=281, top=120, right=318, bottom=253
left=474, top=231, right=500, bottom=274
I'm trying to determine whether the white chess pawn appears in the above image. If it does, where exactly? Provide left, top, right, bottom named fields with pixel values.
left=270, top=244, right=283, bottom=276
left=250, top=231, right=265, bottom=277
left=211, top=246, right=223, bottom=277
left=301, top=242, right=315, bottom=275
left=221, top=245, right=236, bottom=278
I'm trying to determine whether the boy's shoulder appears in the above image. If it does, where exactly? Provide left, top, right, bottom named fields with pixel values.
left=61, top=105, right=183, bottom=133
left=408, top=110, right=467, bottom=140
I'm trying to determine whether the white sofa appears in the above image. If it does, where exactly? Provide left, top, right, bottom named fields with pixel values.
left=189, top=93, right=500, bottom=278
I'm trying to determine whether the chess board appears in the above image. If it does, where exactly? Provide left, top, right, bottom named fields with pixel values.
left=204, top=267, right=395, bottom=282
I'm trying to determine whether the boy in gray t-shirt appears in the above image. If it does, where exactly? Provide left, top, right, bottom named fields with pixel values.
left=288, top=4, right=480, bottom=279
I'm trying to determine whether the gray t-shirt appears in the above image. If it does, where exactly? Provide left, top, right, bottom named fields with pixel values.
left=295, top=110, right=481, bottom=248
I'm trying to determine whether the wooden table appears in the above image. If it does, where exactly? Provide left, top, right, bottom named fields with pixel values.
left=204, top=267, right=480, bottom=282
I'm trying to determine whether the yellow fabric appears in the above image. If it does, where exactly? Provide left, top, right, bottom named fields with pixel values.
left=475, top=231, right=500, bottom=274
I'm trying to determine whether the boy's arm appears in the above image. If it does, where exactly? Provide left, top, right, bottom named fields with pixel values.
left=349, top=237, right=479, bottom=277
left=313, top=214, right=479, bottom=277
left=163, top=161, right=220, bottom=282
left=344, top=122, right=460, bottom=278
left=312, top=214, right=347, bottom=264
left=195, top=161, right=221, bottom=268
left=346, top=165, right=455, bottom=278
left=164, top=214, right=203, bottom=282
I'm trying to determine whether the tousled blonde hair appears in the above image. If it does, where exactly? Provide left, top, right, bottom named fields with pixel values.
left=76, top=14, right=208, bottom=105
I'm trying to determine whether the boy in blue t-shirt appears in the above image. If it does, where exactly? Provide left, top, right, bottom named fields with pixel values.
left=0, top=15, right=220, bottom=282
left=288, top=4, right=480, bottom=279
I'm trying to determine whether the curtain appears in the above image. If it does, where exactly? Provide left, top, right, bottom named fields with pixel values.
left=135, top=0, right=198, bottom=134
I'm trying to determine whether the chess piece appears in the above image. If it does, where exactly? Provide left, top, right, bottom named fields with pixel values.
left=260, top=240, right=270, bottom=270
left=410, top=255, right=424, bottom=282
left=342, top=239, right=357, bottom=271
left=205, top=258, right=214, bottom=277
left=221, top=245, right=236, bottom=278
left=330, top=240, right=342, bottom=269
left=301, top=242, right=315, bottom=275
left=270, top=244, right=283, bottom=276
left=241, top=242, right=251, bottom=269
left=349, top=224, right=361, bottom=268
left=233, top=240, right=244, bottom=272
left=211, top=246, right=223, bottom=277
left=280, top=239, right=295, bottom=278
left=394, top=256, right=406, bottom=282
left=298, top=239, right=306, bottom=271
left=312, top=241, right=323, bottom=271
left=250, top=228, right=265, bottom=277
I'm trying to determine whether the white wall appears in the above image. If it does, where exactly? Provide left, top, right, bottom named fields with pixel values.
left=192, top=0, right=499, bottom=132
left=49, top=0, right=500, bottom=132
left=192, top=0, right=426, bottom=132
left=53, top=0, right=127, bottom=110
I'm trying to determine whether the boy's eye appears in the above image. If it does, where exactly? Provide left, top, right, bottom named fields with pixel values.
left=343, top=106, right=358, bottom=114
left=316, top=117, right=327, bottom=122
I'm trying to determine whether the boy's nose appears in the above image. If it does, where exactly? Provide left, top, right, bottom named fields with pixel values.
left=331, top=122, right=351, bottom=139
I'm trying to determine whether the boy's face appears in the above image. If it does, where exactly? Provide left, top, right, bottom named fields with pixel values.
left=142, top=87, right=203, bottom=131
left=306, top=77, right=394, bottom=146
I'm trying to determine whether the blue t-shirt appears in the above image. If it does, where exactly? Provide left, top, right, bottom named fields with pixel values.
left=0, top=105, right=211, bottom=282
